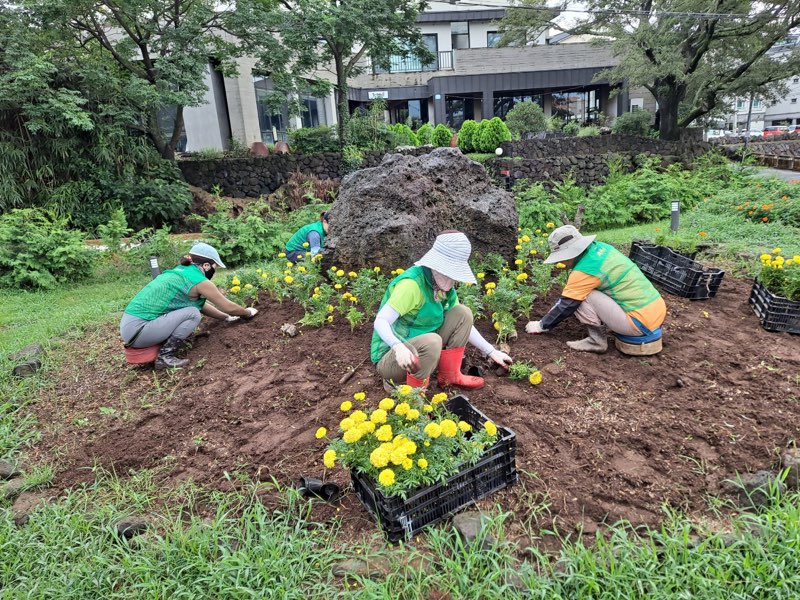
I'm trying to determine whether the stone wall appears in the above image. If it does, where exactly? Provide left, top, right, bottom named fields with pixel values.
left=499, top=134, right=710, bottom=161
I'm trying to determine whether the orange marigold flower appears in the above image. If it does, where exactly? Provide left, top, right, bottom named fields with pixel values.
left=762, top=216, right=769, bottom=222
left=698, top=231, right=707, bottom=237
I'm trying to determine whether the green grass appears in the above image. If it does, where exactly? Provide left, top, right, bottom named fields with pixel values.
left=0, top=273, right=147, bottom=356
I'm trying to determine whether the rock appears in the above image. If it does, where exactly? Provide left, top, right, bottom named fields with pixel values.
left=326, top=148, right=518, bottom=270
left=114, top=516, right=149, bottom=539
left=720, top=470, right=783, bottom=507
left=10, top=343, right=44, bottom=377
left=280, top=323, right=298, bottom=337
left=11, top=491, right=48, bottom=527
left=0, top=478, right=25, bottom=500
left=452, top=511, right=496, bottom=548
left=331, top=557, right=392, bottom=578
left=0, top=459, right=20, bottom=479
left=781, top=447, right=800, bottom=488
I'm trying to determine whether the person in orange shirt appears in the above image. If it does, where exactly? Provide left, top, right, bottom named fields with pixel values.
left=526, top=225, right=666, bottom=352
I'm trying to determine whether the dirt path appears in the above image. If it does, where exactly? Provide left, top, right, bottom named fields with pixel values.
left=31, top=276, right=800, bottom=543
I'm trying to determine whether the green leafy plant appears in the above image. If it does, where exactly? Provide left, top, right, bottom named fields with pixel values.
left=577, top=126, right=600, bottom=137
left=504, top=101, right=547, bottom=139
left=457, top=120, right=479, bottom=153
left=388, top=123, right=419, bottom=147
left=514, top=180, right=565, bottom=231
left=346, top=100, right=392, bottom=150
left=288, top=126, right=340, bottom=154
left=475, top=117, right=512, bottom=152
left=96, top=208, right=132, bottom=253
left=563, top=120, right=581, bottom=137
left=431, top=124, right=453, bottom=147
left=416, top=123, right=433, bottom=145
left=612, top=111, right=654, bottom=136
left=507, top=361, right=543, bottom=385
left=341, top=145, right=364, bottom=172
left=759, top=250, right=800, bottom=301
left=194, top=148, right=224, bottom=160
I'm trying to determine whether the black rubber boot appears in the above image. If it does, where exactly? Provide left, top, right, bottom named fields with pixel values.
left=154, top=335, right=189, bottom=370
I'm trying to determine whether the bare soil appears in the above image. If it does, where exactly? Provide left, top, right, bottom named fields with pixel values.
left=29, top=277, right=800, bottom=543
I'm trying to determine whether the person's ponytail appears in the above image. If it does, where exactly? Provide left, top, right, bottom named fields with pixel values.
left=179, top=255, right=193, bottom=266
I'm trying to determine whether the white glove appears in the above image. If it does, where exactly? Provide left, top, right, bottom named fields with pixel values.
left=488, top=349, right=512, bottom=367
left=393, top=344, right=417, bottom=371
left=225, top=315, right=240, bottom=322
left=244, top=307, right=259, bottom=318
left=526, top=320, right=545, bottom=334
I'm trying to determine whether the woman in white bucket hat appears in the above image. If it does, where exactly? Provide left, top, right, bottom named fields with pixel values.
left=525, top=225, right=666, bottom=352
left=120, top=243, right=258, bottom=369
left=370, top=231, right=513, bottom=391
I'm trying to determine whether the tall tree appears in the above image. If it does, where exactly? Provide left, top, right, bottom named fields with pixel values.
left=257, top=0, right=433, bottom=141
left=500, top=0, right=800, bottom=139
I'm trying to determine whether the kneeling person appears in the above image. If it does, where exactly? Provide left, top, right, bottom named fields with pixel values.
left=371, top=231, right=512, bottom=390
left=526, top=225, right=666, bottom=352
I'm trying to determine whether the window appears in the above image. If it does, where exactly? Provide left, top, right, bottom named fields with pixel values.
left=753, top=99, right=763, bottom=109
left=493, top=93, right=542, bottom=120
left=736, top=100, right=745, bottom=110
left=630, top=98, right=644, bottom=112
left=253, top=76, right=288, bottom=144
left=451, top=21, right=469, bottom=49
left=487, top=31, right=501, bottom=48
left=794, top=77, right=799, bottom=83
left=445, top=97, right=474, bottom=129
left=374, top=33, right=439, bottom=73
left=793, top=98, right=798, bottom=104
left=300, top=95, right=322, bottom=128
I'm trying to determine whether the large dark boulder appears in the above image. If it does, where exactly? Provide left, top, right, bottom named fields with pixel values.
left=326, top=148, right=517, bottom=270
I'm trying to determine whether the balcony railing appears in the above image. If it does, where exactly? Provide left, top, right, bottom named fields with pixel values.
left=373, top=51, right=453, bottom=74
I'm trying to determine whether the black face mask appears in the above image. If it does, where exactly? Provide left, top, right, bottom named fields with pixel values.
left=204, top=266, right=216, bottom=280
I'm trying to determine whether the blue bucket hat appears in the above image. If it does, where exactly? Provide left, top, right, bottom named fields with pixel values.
left=190, top=242, right=226, bottom=268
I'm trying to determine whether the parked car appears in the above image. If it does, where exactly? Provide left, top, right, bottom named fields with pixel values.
left=763, top=126, right=791, bottom=137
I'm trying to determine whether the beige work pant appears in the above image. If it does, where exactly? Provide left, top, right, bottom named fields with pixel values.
left=377, top=304, right=473, bottom=383
left=575, top=291, right=642, bottom=336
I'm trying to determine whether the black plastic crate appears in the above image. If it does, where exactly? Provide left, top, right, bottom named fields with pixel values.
left=749, top=279, right=800, bottom=334
left=350, top=395, right=517, bottom=542
left=629, top=241, right=724, bottom=300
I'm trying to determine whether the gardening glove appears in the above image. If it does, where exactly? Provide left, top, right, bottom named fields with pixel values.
left=393, top=343, right=417, bottom=371
left=488, top=349, right=512, bottom=367
left=526, top=320, right=546, bottom=334
left=244, top=307, right=258, bottom=318
left=225, top=315, right=240, bottom=322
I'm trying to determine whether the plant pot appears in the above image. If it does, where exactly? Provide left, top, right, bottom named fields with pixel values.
left=274, top=141, right=290, bottom=154
left=350, top=395, right=517, bottom=542
left=629, top=241, right=724, bottom=300
left=749, top=279, right=800, bottom=334
left=449, top=133, right=459, bottom=148
left=250, top=142, right=270, bottom=156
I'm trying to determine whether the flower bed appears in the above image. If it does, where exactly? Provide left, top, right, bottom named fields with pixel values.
left=629, top=241, right=724, bottom=300
left=349, top=395, right=517, bottom=542
left=750, top=250, right=800, bottom=334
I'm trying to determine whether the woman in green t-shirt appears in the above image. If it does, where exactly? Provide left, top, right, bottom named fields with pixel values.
left=285, top=212, right=330, bottom=263
left=120, top=243, right=258, bottom=369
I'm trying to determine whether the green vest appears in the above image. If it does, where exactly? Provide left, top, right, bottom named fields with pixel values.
left=574, top=241, right=661, bottom=313
left=124, top=265, right=207, bottom=321
left=370, top=266, right=458, bottom=363
left=286, top=221, right=325, bottom=253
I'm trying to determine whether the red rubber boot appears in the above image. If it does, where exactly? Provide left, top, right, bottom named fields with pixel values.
left=406, top=373, right=429, bottom=391
left=436, top=347, right=484, bottom=389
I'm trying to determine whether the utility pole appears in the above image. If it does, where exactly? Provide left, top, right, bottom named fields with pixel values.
left=743, top=92, right=755, bottom=154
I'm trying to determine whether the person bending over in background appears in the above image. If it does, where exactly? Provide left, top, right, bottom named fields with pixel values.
left=120, top=243, right=258, bottom=369
left=285, top=212, right=330, bottom=263
left=371, top=231, right=513, bottom=391
left=526, top=225, right=666, bottom=352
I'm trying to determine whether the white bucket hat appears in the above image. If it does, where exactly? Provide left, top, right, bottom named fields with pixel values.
left=415, top=231, right=477, bottom=284
left=190, top=242, right=226, bottom=268
left=543, top=225, right=596, bottom=264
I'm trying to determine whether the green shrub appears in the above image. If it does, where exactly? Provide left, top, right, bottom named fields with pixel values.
left=194, top=148, right=224, bottom=160
left=504, top=101, right=547, bottom=139
left=345, top=101, right=393, bottom=150
left=431, top=124, right=453, bottom=147
left=475, top=117, right=512, bottom=152
left=47, top=180, right=116, bottom=235
left=388, top=124, right=419, bottom=147
left=457, top=120, right=479, bottom=153
left=563, top=120, right=581, bottom=136
left=513, top=181, right=565, bottom=230
left=289, top=126, right=340, bottom=154
left=577, top=126, right=601, bottom=137
left=96, top=209, right=132, bottom=253
left=612, top=111, right=654, bottom=136
left=0, top=208, right=93, bottom=289
left=416, top=123, right=433, bottom=145
left=342, top=145, right=364, bottom=172
left=123, top=226, right=188, bottom=272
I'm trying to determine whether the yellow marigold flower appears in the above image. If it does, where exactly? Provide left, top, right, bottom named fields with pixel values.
left=297, top=266, right=306, bottom=273
left=487, top=289, right=494, bottom=296
left=370, top=409, right=388, bottom=424
left=353, top=392, right=366, bottom=401
left=546, top=222, right=555, bottom=228
left=334, top=283, right=342, bottom=289
left=440, top=419, right=458, bottom=438
left=315, top=427, right=327, bottom=439
left=417, top=458, right=428, bottom=469
left=314, top=287, right=320, bottom=294
left=485, top=282, right=496, bottom=289
left=424, top=441, right=430, bottom=447
left=370, top=447, right=389, bottom=468
left=522, top=235, right=531, bottom=243
left=323, top=449, right=336, bottom=468
left=404, top=440, right=417, bottom=455
left=287, top=262, right=294, bottom=269
left=348, top=271, right=357, bottom=278
left=406, top=409, right=420, bottom=421
left=375, top=425, right=393, bottom=441
left=303, top=242, right=310, bottom=248
left=402, top=458, right=414, bottom=470
left=230, top=286, right=241, bottom=293
left=458, top=421, right=472, bottom=433
left=342, top=292, right=351, bottom=299
left=340, top=401, right=353, bottom=412
left=773, top=247, right=782, bottom=254
left=343, top=428, right=362, bottom=444
left=494, top=322, right=501, bottom=331
left=516, top=273, right=528, bottom=281
left=379, top=398, right=395, bottom=411
left=423, top=404, right=433, bottom=413
left=313, top=254, right=322, bottom=262
left=515, top=245, right=522, bottom=251
left=424, top=423, right=442, bottom=439
left=760, top=253, right=772, bottom=262
left=477, top=272, right=485, bottom=279
left=312, top=293, right=320, bottom=300
left=517, top=238, right=522, bottom=244
left=305, top=252, right=311, bottom=257
left=232, top=277, right=241, bottom=286
left=535, top=229, right=541, bottom=234
left=484, top=421, right=498, bottom=436
left=339, top=417, right=354, bottom=431
left=530, top=249, right=538, bottom=255
left=349, top=296, right=358, bottom=303
left=793, top=255, right=800, bottom=263
left=331, top=265, right=338, bottom=272
left=350, top=410, right=367, bottom=423
left=529, top=371, right=543, bottom=385
left=336, top=269, right=345, bottom=277
left=787, top=259, right=794, bottom=266
left=395, top=402, right=410, bottom=416
left=556, top=262, right=566, bottom=269
left=378, top=468, right=396, bottom=486
left=359, top=420, right=376, bottom=434
left=261, top=273, right=268, bottom=279
left=243, top=284, right=254, bottom=291
left=373, top=266, right=381, bottom=273
left=515, top=259, right=523, bottom=265
left=256, top=268, right=262, bottom=274
left=327, top=315, right=334, bottom=323
left=397, top=384, right=414, bottom=396
left=284, top=276, right=294, bottom=284
left=327, top=305, right=335, bottom=313
left=390, top=448, right=407, bottom=465
left=431, top=392, right=447, bottom=405
left=395, top=268, right=404, bottom=274
left=503, top=267, right=509, bottom=272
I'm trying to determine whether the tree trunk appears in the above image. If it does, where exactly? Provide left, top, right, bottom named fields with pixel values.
left=334, top=53, right=349, bottom=145
left=655, top=77, right=687, bottom=141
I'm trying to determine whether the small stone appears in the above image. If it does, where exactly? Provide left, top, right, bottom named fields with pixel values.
left=676, top=378, right=685, bottom=388
left=280, top=323, right=298, bottom=337
left=9, top=343, right=44, bottom=362
left=115, top=517, right=149, bottom=539
left=331, top=557, right=391, bottom=578
left=0, top=478, right=25, bottom=500
left=452, top=511, right=496, bottom=548
left=0, top=459, right=20, bottom=480
left=781, top=448, right=800, bottom=488
left=499, top=343, right=512, bottom=354
left=721, top=471, right=782, bottom=507
left=11, top=491, right=47, bottom=527
left=12, top=360, right=41, bottom=378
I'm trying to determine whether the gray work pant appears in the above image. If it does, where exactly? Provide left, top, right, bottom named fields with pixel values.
left=120, top=307, right=202, bottom=348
